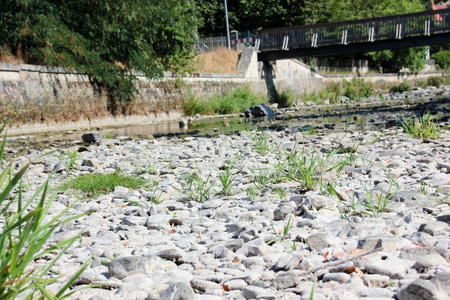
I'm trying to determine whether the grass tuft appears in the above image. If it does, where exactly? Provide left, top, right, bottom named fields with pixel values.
left=401, top=111, right=442, bottom=139
left=59, top=170, right=146, bottom=196
left=0, top=124, right=87, bottom=298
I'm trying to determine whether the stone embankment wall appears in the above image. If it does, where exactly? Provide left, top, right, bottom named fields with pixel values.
left=0, top=48, right=445, bottom=135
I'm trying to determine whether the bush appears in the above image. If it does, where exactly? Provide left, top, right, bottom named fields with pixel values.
left=324, top=81, right=343, bottom=103
left=181, top=92, right=213, bottom=116
left=432, top=50, right=450, bottom=71
left=343, top=78, right=374, bottom=100
left=389, top=81, right=411, bottom=93
left=275, top=88, right=296, bottom=107
left=182, top=87, right=263, bottom=116
left=0, top=125, right=87, bottom=299
left=427, top=76, right=444, bottom=88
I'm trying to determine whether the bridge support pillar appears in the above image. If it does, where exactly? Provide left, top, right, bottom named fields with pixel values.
left=262, top=61, right=277, bottom=102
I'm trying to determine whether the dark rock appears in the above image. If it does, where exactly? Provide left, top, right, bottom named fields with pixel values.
left=418, top=221, right=448, bottom=236
left=436, top=211, right=450, bottom=224
left=53, top=163, right=65, bottom=173
left=82, top=132, right=101, bottom=143
left=244, top=103, right=274, bottom=118
left=397, top=279, right=440, bottom=300
left=273, top=206, right=294, bottom=221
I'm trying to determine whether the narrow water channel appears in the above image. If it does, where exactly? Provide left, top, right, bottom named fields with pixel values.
left=9, top=96, right=450, bottom=148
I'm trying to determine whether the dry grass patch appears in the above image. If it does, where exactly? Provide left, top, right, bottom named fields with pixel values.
left=194, top=48, right=240, bottom=74
left=0, top=45, right=24, bottom=64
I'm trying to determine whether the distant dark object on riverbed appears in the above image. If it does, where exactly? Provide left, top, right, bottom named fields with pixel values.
left=244, top=103, right=275, bottom=118
left=82, top=132, right=102, bottom=143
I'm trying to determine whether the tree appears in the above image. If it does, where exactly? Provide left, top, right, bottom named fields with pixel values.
left=326, top=0, right=427, bottom=73
left=1, top=0, right=200, bottom=115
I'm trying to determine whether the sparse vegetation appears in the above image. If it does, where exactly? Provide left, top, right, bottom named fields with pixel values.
left=401, top=111, right=442, bottom=139
left=59, top=170, right=146, bottom=196
left=0, top=126, right=87, bottom=299
left=182, top=86, right=263, bottom=116
left=182, top=167, right=212, bottom=202
left=275, top=88, right=296, bottom=107
left=389, top=81, right=411, bottom=93
left=427, top=76, right=444, bottom=88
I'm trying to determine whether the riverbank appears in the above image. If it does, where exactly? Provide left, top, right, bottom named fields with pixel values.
left=10, top=120, right=450, bottom=299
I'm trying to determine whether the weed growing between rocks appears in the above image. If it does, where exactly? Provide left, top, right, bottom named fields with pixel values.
left=59, top=170, right=146, bottom=197
left=182, top=166, right=212, bottom=202
left=0, top=126, right=88, bottom=299
left=246, top=130, right=273, bottom=156
left=401, top=111, right=442, bottom=139
left=218, top=160, right=238, bottom=196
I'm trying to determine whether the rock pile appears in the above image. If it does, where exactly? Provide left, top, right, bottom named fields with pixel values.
left=11, top=124, right=450, bottom=299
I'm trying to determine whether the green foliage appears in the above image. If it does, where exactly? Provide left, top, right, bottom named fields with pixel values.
left=327, top=0, right=426, bottom=73
left=432, top=50, right=450, bottom=71
left=181, top=93, right=212, bottom=116
left=343, top=78, right=374, bottom=100
left=219, top=160, right=238, bottom=196
left=247, top=130, right=272, bottom=156
left=182, top=87, right=263, bottom=116
left=389, top=81, right=411, bottom=93
left=267, top=214, right=295, bottom=245
left=0, top=126, right=88, bottom=299
left=275, top=88, right=296, bottom=107
left=401, top=112, right=442, bottom=139
left=59, top=170, right=146, bottom=196
left=182, top=167, right=212, bottom=202
left=1, top=0, right=200, bottom=115
left=65, top=149, right=80, bottom=171
left=427, top=76, right=444, bottom=88
left=324, top=81, right=343, bottom=103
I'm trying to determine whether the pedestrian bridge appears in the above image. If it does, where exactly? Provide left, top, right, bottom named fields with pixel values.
left=254, top=8, right=450, bottom=61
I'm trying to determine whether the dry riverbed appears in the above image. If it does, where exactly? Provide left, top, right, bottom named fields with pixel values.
left=9, top=119, right=450, bottom=299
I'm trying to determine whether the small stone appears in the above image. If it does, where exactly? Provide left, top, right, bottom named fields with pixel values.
left=224, top=279, right=247, bottom=291
left=397, top=279, right=440, bottom=300
left=418, top=221, right=448, bottom=236
left=242, top=286, right=276, bottom=299
left=82, top=159, right=99, bottom=168
left=53, top=163, right=65, bottom=173
left=190, top=279, right=221, bottom=293
left=273, top=206, right=294, bottom=221
left=82, top=132, right=102, bottom=143
left=156, top=248, right=184, bottom=261
left=272, top=275, right=298, bottom=289
left=109, top=256, right=162, bottom=280
left=365, top=257, right=408, bottom=279
left=160, top=282, right=195, bottom=300
left=436, top=212, right=450, bottom=225
left=363, top=274, right=390, bottom=288
left=306, top=233, right=341, bottom=252
left=113, top=186, right=130, bottom=198
left=357, top=234, right=402, bottom=252
left=322, top=273, right=350, bottom=284
left=413, top=254, right=447, bottom=273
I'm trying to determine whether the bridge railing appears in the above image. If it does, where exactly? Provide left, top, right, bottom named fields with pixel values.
left=254, top=9, right=450, bottom=52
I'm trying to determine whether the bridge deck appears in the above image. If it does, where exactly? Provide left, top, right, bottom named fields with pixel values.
left=255, top=9, right=450, bottom=61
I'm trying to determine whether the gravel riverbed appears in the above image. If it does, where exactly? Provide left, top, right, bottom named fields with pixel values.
left=9, top=117, right=450, bottom=299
